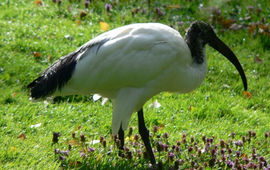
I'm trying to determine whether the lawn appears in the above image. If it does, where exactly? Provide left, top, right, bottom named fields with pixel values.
left=0, top=0, right=270, bottom=169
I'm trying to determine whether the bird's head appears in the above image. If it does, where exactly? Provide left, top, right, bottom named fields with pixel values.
left=186, top=21, right=248, bottom=91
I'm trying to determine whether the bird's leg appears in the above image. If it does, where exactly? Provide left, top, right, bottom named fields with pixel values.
left=138, top=108, right=156, bottom=165
left=118, top=124, right=124, bottom=154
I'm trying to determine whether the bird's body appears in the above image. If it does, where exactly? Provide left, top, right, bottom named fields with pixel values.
left=29, top=23, right=208, bottom=134
left=28, top=21, right=247, bottom=165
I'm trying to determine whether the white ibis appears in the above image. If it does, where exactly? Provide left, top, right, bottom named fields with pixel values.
left=27, top=21, right=247, bottom=165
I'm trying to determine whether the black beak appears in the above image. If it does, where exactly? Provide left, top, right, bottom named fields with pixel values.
left=209, top=36, right=248, bottom=91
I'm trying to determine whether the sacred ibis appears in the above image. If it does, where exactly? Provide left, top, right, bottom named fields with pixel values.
left=27, top=21, right=247, bottom=165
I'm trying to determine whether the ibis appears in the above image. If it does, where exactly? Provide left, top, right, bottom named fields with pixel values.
left=27, top=21, right=247, bottom=165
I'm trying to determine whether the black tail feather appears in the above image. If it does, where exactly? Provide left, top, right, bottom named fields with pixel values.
left=27, top=51, right=79, bottom=99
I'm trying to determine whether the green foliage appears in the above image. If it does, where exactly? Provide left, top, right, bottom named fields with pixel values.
left=0, top=0, right=270, bottom=169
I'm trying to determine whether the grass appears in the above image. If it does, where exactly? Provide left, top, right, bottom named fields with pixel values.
left=0, top=0, right=270, bottom=169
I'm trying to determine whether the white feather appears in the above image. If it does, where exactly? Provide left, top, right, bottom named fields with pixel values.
left=53, top=23, right=208, bottom=134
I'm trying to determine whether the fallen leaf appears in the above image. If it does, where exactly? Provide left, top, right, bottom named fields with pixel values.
left=248, top=24, right=256, bottom=34
left=219, top=19, right=234, bottom=29
left=67, top=139, right=79, bottom=146
left=80, top=11, right=87, bottom=18
left=243, top=91, right=252, bottom=98
left=241, top=153, right=248, bottom=159
left=166, top=4, right=181, bottom=9
left=157, top=123, right=164, bottom=131
left=254, top=56, right=263, bottom=63
left=18, top=133, right=26, bottom=140
left=68, top=161, right=81, bottom=167
left=30, top=123, right=42, bottom=128
left=35, top=0, right=43, bottom=5
left=75, top=20, right=82, bottom=26
left=33, top=52, right=41, bottom=58
left=100, top=21, right=110, bottom=31
left=97, top=154, right=101, bottom=162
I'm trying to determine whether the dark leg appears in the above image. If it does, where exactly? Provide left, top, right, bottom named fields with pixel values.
left=118, top=124, right=124, bottom=150
left=138, top=108, right=156, bottom=165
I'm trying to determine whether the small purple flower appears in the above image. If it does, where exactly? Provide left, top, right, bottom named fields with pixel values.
left=221, top=155, right=226, bottom=162
left=205, top=142, right=210, bottom=152
left=59, top=156, right=66, bottom=161
left=134, top=134, right=140, bottom=141
left=162, top=144, right=168, bottom=152
left=220, top=148, right=226, bottom=155
left=102, top=139, right=107, bottom=148
left=80, top=152, right=87, bottom=158
left=163, top=132, right=169, bottom=139
left=235, top=151, right=241, bottom=158
left=188, top=146, right=193, bottom=152
left=175, top=146, right=180, bottom=153
left=168, top=152, right=175, bottom=161
left=243, top=157, right=249, bottom=164
left=80, top=132, right=86, bottom=142
left=105, top=3, right=112, bottom=12
left=154, top=7, right=165, bottom=17
left=84, top=1, right=90, bottom=8
left=54, top=148, right=60, bottom=155
left=60, top=150, right=69, bottom=156
left=152, top=125, right=158, bottom=133
left=52, top=132, right=61, bottom=144
left=220, top=139, right=225, bottom=148
left=139, top=9, right=146, bottom=14
left=235, top=140, right=243, bottom=147
left=177, top=21, right=184, bottom=26
left=127, top=151, right=133, bottom=159
left=87, top=147, right=95, bottom=153
left=211, top=149, right=216, bottom=157
left=227, top=160, right=235, bottom=168
left=137, top=149, right=142, bottom=157
left=231, top=132, right=236, bottom=139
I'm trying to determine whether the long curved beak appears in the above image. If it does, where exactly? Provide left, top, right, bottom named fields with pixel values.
left=209, top=36, right=248, bottom=91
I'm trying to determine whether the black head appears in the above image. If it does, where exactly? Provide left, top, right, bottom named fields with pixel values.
left=185, top=21, right=248, bottom=91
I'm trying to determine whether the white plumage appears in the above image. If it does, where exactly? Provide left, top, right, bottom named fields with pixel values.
left=28, top=21, right=247, bottom=165
left=56, top=23, right=207, bottom=134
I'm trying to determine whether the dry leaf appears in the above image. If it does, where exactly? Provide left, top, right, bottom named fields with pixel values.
left=97, top=154, right=101, bottom=162
left=35, top=0, right=43, bottom=5
left=75, top=20, right=82, bottom=26
left=219, top=19, right=234, bottom=29
left=248, top=24, right=256, bottom=34
left=166, top=4, right=181, bottom=9
left=12, top=93, right=17, bottom=97
left=80, top=11, right=87, bottom=18
left=33, top=52, right=41, bottom=58
left=241, top=153, right=248, bottom=159
left=100, top=21, right=110, bottom=31
left=18, top=133, right=26, bottom=140
left=243, top=91, right=252, bottom=98
left=68, top=161, right=81, bottom=167
left=67, top=139, right=79, bottom=146
left=254, top=56, right=263, bottom=63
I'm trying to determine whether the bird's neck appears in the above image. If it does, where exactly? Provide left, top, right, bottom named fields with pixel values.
left=184, top=30, right=207, bottom=65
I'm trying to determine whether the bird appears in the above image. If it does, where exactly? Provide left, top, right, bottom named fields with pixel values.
left=27, top=21, right=247, bottom=165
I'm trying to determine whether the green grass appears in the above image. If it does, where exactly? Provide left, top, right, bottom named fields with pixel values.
left=1, top=0, right=270, bottom=169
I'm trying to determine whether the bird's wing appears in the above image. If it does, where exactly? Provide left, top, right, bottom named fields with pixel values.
left=65, top=23, right=191, bottom=97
